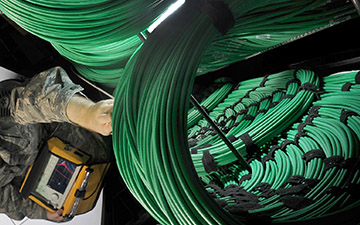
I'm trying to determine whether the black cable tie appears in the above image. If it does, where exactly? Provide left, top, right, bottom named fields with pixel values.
left=248, top=102, right=260, bottom=108
left=280, top=94, right=295, bottom=101
left=243, top=114, right=255, bottom=121
left=239, top=174, right=252, bottom=185
left=297, top=83, right=323, bottom=99
left=259, top=75, right=269, bottom=87
left=228, top=135, right=238, bottom=142
left=302, top=149, right=326, bottom=164
left=244, top=87, right=258, bottom=99
left=341, top=157, right=359, bottom=170
left=223, top=106, right=236, bottom=115
left=191, top=143, right=213, bottom=154
left=205, top=183, right=221, bottom=191
left=255, top=109, right=267, bottom=117
left=295, top=122, right=312, bottom=144
left=305, top=114, right=316, bottom=124
left=286, top=78, right=301, bottom=89
left=196, top=0, right=235, bottom=35
left=202, top=150, right=218, bottom=173
left=226, top=115, right=237, bottom=121
left=280, top=196, right=314, bottom=210
left=341, top=82, right=353, bottom=91
left=218, top=120, right=226, bottom=127
left=188, top=139, right=199, bottom=148
left=309, top=105, right=321, bottom=117
left=302, top=179, right=320, bottom=188
left=286, top=175, right=305, bottom=185
left=355, top=71, right=360, bottom=84
left=276, top=184, right=311, bottom=196
left=324, top=156, right=345, bottom=171
left=340, top=108, right=359, bottom=124
left=247, top=158, right=257, bottom=164
left=237, top=109, right=249, bottom=115
left=262, top=155, right=275, bottom=167
left=268, top=101, right=279, bottom=108
left=201, top=127, right=212, bottom=132
left=221, top=126, right=231, bottom=134
left=252, top=182, right=272, bottom=192
left=259, top=95, right=272, bottom=102
left=259, top=189, right=276, bottom=199
left=280, top=140, right=296, bottom=150
left=297, top=122, right=311, bottom=133
left=268, top=145, right=280, bottom=157
left=326, top=186, right=343, bottom=197
left=239, top=133, right=260, bottom=157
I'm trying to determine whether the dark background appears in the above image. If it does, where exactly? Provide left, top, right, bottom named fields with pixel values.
left=1, top=12, right=360, bottom=225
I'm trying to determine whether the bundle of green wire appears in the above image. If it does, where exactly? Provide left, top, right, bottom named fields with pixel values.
left=111, top=1, right=360, bottom=223
left=197, top=70, right=360, bottom=223
left=0, top=0, right=175, bottom=84
left=198, top=0, right=358, bottom=75
left=0, top=0, right=357, bottom=84
left=112, top=1, right=282, bottom=224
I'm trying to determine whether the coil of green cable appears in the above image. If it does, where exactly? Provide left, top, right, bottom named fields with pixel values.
left=200, top=70, right=360, bottom=223
left=0, top=0, right=357, bottom=85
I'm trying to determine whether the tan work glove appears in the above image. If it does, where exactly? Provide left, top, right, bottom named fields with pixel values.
left=66, top=95, right=113, bottom=136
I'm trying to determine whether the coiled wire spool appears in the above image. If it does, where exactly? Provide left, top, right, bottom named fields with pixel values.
left=0, top=0, right=174, bottom=84
left=110, top=0, right=360, bottom=222
left=0, top=0, right=357, bottom=85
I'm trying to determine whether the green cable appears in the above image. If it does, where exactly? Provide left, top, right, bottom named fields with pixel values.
left=0, top=0, right=357, bottom=85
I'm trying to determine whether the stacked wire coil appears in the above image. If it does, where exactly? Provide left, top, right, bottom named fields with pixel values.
left=0, top=0, right=358, bottom=84
left=193, top=70, right=360, bottom=223
left=111, top=0, right=360, bottom=224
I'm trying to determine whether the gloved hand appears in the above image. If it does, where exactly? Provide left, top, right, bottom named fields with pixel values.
left=66, top=95, right=113, bottom=136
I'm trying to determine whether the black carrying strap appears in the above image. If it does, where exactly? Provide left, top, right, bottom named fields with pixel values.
left=195, top=0, right=235, bottom=35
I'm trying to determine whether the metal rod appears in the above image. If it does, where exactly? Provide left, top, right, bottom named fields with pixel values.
left=190, top=95, right=251, bottom=172
left=72, top=67, right=114, bottom=99
left=351, top=0, right=360, bottom=15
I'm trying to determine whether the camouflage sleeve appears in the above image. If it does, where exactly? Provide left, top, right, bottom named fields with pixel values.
left=10, top=66, right=83, bottom=124
left=0, top=183, right=48, bottom=221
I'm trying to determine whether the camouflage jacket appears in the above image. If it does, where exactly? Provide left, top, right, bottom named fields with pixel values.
left=0, top=67, right=110, bottom=221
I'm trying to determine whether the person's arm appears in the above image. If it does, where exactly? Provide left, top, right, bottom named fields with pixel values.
left=66, top=95, right=113, bottom=136
left=9, top=66, right=113, bottom=136
left=10, top=66, right=83, bottom=124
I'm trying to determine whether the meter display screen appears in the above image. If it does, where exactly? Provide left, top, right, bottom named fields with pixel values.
left=47, top=158, right=76, bottom=194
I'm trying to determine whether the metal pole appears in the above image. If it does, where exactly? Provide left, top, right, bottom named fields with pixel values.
left=351, top=0, right=360, bottom=15
left=190, top=95, right=251, bottom=172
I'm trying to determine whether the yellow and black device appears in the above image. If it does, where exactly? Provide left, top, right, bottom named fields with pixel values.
left=20, top=137, right=110, bottom=218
